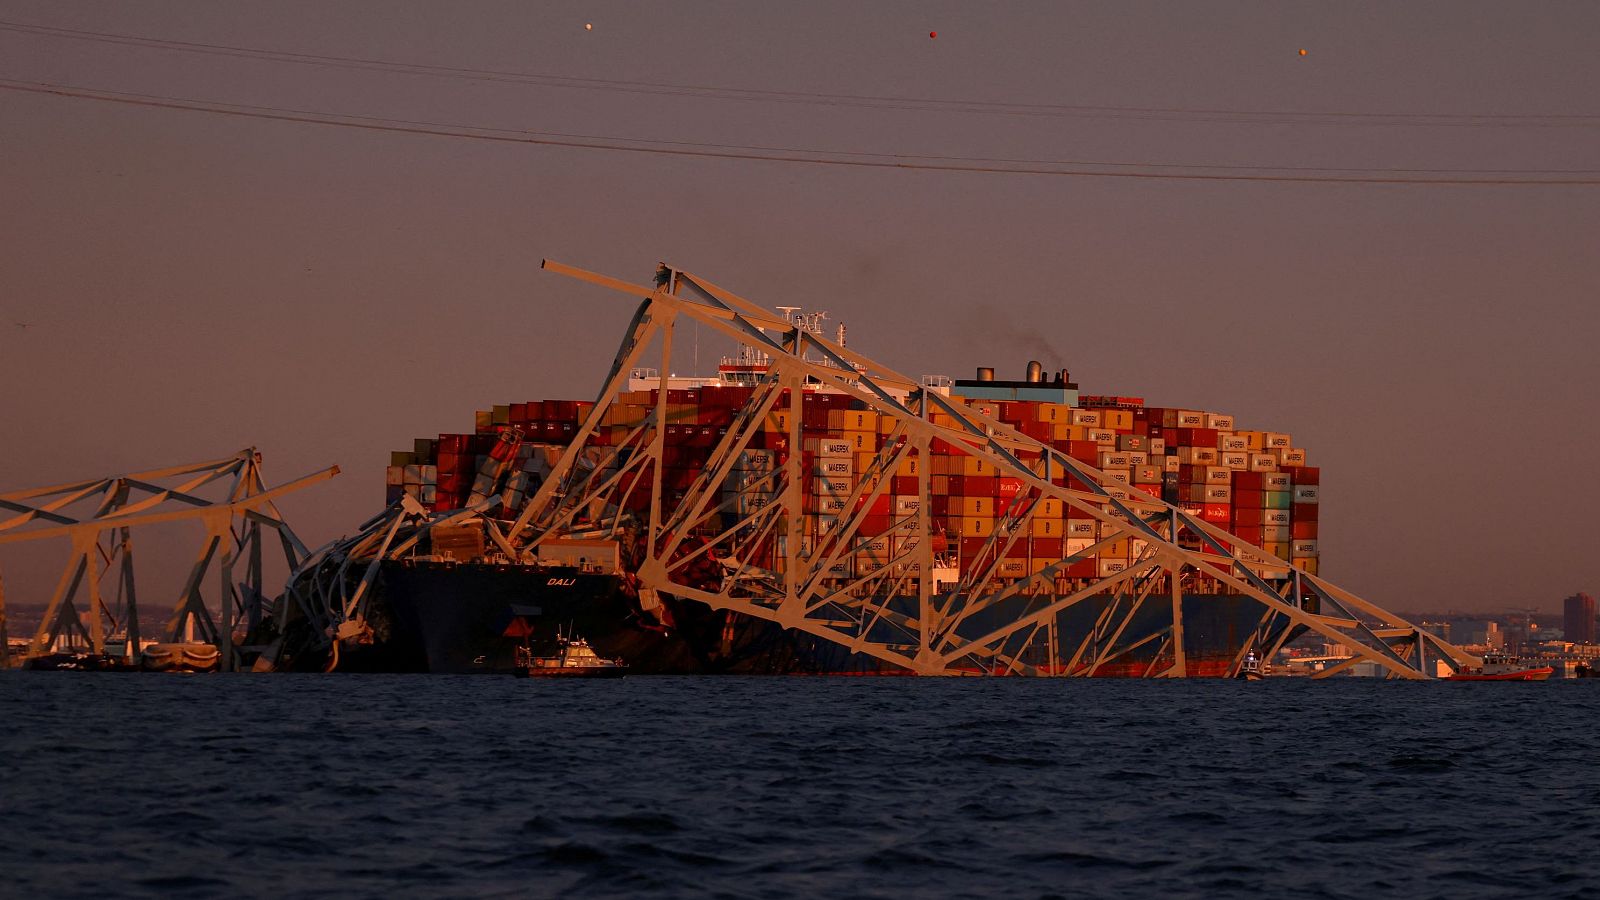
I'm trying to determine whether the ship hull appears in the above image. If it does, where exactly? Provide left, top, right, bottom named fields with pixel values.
left=366, top=560, right=1295, bottom=677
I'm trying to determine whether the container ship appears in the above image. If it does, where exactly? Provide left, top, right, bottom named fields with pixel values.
left=316, top=310, right=1320, bottom=677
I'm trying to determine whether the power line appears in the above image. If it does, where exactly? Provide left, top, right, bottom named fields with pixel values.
left=3, top=78, right=1598, bottom=185
left=3, top=18, right=1599, bottom=129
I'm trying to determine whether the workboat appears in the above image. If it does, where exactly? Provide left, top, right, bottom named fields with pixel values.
left=513, top=631, right=629, bottom=678
left=1236, top=650, right=1266, bottom=680
left=1445, top=652, right=1552, bottom=681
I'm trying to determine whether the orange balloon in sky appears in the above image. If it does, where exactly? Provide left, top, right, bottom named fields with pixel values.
left=1298, top=48, right=1307, bottom=56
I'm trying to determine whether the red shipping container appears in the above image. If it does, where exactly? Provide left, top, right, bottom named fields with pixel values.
left=892, top=476, right=919, bottom=495
left=1177, top=427, right=1219, bottom=448
left=930, top=496, right=951, bottom=517
left=949, top=475, right=999, bottom=496
left=960, top=537, right=991, bottom=560
left=1292, top=503, right=1319, bottom=522
left=1234, top=472, right=1267, bottom=491
left=1232, top=525, right=1264, bottom=544
left=859, top=514, right=892, bottom=535
left=1234, top=508, right=1266, bottom=527
left=1067, top=441, right=1101, bottom=464
left=1031, top=538, right=1064, bottom=558
left=1233, top=488, right=1265, bottom=507
left=1296, top=467, right=1321, bottom=485
left=1201, top=503, right=1231, bottom=524
left=857, top=494, right=892, bottom=517
left=1291, top=521, right=1318, bottom=539
left=1066, top=559, right=1098, bottom=578
left=997, top=478, right=1024, bottom=497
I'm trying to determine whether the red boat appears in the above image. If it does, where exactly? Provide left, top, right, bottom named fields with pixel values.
left=1445, top=651, right=1553, bottom=681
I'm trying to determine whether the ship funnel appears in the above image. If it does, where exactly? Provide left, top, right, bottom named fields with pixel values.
left=1056, top=368, right=1070, bottom=385
left=1026, top=360, right=1043, bottom=383
left=976, top=366, right=995, bottom=382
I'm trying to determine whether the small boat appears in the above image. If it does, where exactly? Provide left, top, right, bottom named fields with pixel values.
left=1576, top=663, right=1600, bottom=679
left=1236, top=650, right=1266, bottom=681
left=513, top=632, right=628, bottom=678
left=1445, top=651, right=1553, bottom=681
left=140, top=642, right=221, bottom=673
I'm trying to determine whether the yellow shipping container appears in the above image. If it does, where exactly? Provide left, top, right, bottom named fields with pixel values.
left=958, top=496, right=994, bottom=517
left=843, top=410, right=877, bottom=432
left=877, top=414, right=900, bottom=435
left=846, top=431, right=875, bottom=453
left=1265, top=541, right=1292, bottom=560
left=1039, top=403, right=1069, bottom=424
left=1029, top=517, right=1062, bottom=538
left=895, top=455, right=922, bottom=477
left=1294, top=557, right=1320, bottom=575
left=1037, top=498, right=1064, bottom=518
left=764, top=411, right=791, bottom=432
left=1102, top=409, right=1133, bottom=430
left=958, top=516, right=994, bottom=537
left=1238, top=431, right=1265, bottom=451
left=1102, top=538, right=1131, bottom=558
left=959, top=455, right=994, bottom=477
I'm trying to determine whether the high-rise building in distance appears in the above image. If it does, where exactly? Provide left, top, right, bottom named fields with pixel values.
left=1564, top=592, right=1597, bottom=645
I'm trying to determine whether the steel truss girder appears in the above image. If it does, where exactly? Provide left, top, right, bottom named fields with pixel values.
left=501, top=260, right=1480, bottom=679
left=0, top=449, right=336, bottom=669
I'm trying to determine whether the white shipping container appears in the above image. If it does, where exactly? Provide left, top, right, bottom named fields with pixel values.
left=735, top=449, right=777, bottom=471
left=1069, top=409, right=1102, bottom=427
left=1248, top=453, right=1278, bottom=472
left=1163, top=455, right=1181, bottom=473
left=1262, top=509, right=1291, bottom=526
left=1098, top=452, right=1132, bottom=469
left=813, top=496, right=848, bottom=515
left=1204, top=466, right=1232, bottom=484
left=1148, top=438, right=1166, bottom=454
left=1292, top=539, right=1319, bottom=558
left=1264, top=432, right=1292, bottom=449
left=1065, top=519, right=1097, bottom=538
left=1220, top=434, right=1250, bottom=452
left=386, top=465, right=405, bottom=486
left=1087, top=428, right=1117, bottom=445
left=1098, top=557, right=1130, bottom=576
left=1262, top=472, right=1293, bottom=490
left=814, top=458, right=854, bottom=477
left=1277, top=448, right=1308, bottom=467
left=996, top=559, right=1028, bottom=578
left=1176, top=410, right=1204, bottom=427
left=1220, top=451, right=1250, bottom=470
left=403, top=464, right=422, bottom=484
left=1125, top=451, right=1149, bottom=467
left=1203, top=484, right=1232, bottom=503
left=1293, top=485, right=1320, bottom=504
left=1205, top=413, right=1236, bottom=430
left=1066, top=537, right=1097, bottom=556
left=805, top=437, right=853, bottom=458
left=1260, top=525, right=1290, bottom=542
left=893, top=496, right=922, bottom=516
left=1103, top=468, right=1132, bottom=485
left=812, top=477, right=855, bottom=497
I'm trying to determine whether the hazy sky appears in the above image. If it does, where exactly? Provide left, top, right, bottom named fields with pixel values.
left=2, top=2, right=1597, bottom=619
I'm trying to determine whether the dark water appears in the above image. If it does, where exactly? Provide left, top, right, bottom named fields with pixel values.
left=2, top=675, right=1596, bottom=899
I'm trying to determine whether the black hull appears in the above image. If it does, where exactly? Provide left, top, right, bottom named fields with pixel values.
left=353, top=560, right=1299, bottom=677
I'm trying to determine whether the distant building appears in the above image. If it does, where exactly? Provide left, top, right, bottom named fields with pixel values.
left=1420, top=621, right=1451, bottom=642
left=1485, top=622, right=1503, bottom=649
left=1564, top=592, right=1596, bottom=645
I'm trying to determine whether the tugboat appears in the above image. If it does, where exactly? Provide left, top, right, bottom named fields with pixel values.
left=1236, top=650, right=1266, bottom=681
left=513, top=630, right=629, bottom=678
left=1445, top=651, right=1553, bottom=681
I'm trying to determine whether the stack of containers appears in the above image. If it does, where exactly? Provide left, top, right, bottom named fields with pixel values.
left=385, top=386, right=1320, bottom=585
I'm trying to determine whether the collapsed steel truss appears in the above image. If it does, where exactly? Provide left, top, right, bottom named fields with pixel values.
left=0, top=450, right=336, bottom=670
left=293, top=261, right=1477, bottom=678
left=504, top=261, right=1477, bottom=678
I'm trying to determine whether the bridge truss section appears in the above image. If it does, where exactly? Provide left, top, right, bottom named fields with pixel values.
left=0, top=449, right=337, bottom=670
left=498, top=260, right=1477, bottom=679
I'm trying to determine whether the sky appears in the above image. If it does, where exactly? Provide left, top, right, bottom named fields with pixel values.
left=1, top=1, right=1597, bottom=622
